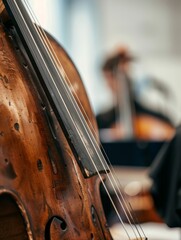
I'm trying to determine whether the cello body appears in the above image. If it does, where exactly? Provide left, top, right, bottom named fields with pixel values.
left=0, top=5, right=112, bottom=239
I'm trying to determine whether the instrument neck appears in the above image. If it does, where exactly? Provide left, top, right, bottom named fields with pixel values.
left=3, top=0, right=107, bottom=177
left=114, top=66, right=135, bottom=139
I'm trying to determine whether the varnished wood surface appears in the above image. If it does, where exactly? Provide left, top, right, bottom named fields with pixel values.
left=0, top=14, right=112, bottom=240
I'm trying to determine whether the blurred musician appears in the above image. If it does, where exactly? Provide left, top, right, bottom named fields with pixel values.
left=96, top=47, right=175, bottom=141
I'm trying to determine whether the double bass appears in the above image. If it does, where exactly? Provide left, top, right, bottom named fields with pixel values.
left=0, top=0, right=147, bottom=239
left=98, top=48, right=175, bottom=141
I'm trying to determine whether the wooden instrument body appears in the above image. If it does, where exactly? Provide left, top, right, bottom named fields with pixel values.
left=0, top=18, right=112, bottom=240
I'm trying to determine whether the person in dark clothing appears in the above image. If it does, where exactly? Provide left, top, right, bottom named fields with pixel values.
left=149, top=125, right=181, bottom=227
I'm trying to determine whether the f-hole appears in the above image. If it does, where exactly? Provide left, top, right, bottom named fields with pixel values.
left=0, top=193, right=29, bottom=240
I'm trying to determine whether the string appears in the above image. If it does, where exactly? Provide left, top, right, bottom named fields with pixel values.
left=23, top=5, right=138, bottom=236
left=34, top=21, right=146, bottom=239
left=21, top=1, right=146, bottom=238
left=12, top=0, right=147, bottom=238
left=26, top=1, right=143, bottom=238
left=23, top=1, right=147, bottom=238
left=18, top=2, right=132, bottom=237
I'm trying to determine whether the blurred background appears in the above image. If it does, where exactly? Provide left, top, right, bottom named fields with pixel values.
left=29, top=0, right=181, bottom=126
left=28, top=0, right=181, bottom=239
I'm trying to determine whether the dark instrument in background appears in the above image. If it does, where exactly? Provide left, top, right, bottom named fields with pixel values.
left=0, top=1, right=147, bottom=239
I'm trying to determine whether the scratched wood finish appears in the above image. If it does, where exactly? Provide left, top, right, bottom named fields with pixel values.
left=0, top=20, right=112, bottom=240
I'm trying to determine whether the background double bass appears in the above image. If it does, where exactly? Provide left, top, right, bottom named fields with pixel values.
left=97, top=48, right=175, bottom=142
left=0, top=1, right=146, bottom=239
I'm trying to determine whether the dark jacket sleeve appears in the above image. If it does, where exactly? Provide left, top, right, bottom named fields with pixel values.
left=149, top=125, right=181, bottom=227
